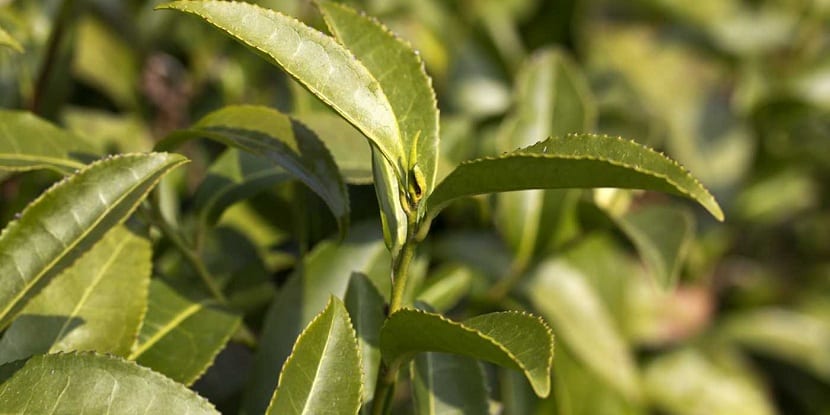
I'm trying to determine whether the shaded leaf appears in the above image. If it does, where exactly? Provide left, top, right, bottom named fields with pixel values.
left=158, top=105, right=349, bottom=233
left=528, top=259, right=640, bottom=399
left=0, top=352, right=218, bottom=414
left=0, top=110, right=96, bottom=174
left=73, top=17, right=139, bottom=108
left=0, top=152, right=187, bottom=330
left=412, top=353, right=489, bottom=415
left=129, top=279, right=241, bottom=386
left=380, top=309, right=554, bottom=397
left=416, top=264, right=473, bottom=313
left=294, top=113, right=373, bottom=184
left=0, top=25, right=22, bottom=53
left=373, top=149, right=407, bottom=252
left=428, top=134, right=724, bottom=221
left=319, top=0, right=440, bottom=200
left=158, top=1, right=406, bottom=181
left=243, top=222, right=389, bottom=415
left=266, top=296, right=362, bottom=415
left=344, top=273, right=386, bottom=414
left=614, top=205, right=694, bottom=288
left=0, top=226, right=150, bottom=364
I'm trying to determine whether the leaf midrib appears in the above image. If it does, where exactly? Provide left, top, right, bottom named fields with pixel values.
left=129, top=302, right=204, bottom=360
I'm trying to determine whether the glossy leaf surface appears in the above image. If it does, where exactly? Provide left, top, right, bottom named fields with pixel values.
left=0, top=110, right=95, bottom=174
left=159, top=105, right=349, bottom=233
left=380, top=309, right=554, bottom=397
left=528, top=259, right=640, bottom=399
left=319, top=1, right=439, bottom=198
left=0, top=152, right=187, bottom=330
left=266, top=297, right=362, bottom=415
left=412, top=353, right=489, bottom=415
left=429, top=134, right=724, bottom=221
left=130, top=279, right=241, bottom=386
left=158, top=1, right=406, bottom=180
left=0, top=226, right=150, bottom=364
left=0, top=352, right=218, bottom=414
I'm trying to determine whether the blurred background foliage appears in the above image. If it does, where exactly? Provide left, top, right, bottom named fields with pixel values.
left=1, top=0, right=829, bottom=414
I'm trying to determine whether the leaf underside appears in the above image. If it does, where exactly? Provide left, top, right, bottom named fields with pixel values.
left=380, top=309, right=554, bottom=397
left=429, top=134, right=724, bottom=221
left=0, top=152, right=187, bottom=331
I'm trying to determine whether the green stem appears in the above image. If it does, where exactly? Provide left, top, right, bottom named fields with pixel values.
left=370, top=360, right=402, bottom=415
left=29, top=0, right=75, bottom=115
left=388, top=239, right=417, bottom=314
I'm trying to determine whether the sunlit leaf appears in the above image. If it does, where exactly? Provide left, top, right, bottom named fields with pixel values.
left=0, top=110, right=96, bottom=174
left=380, top=309, right=554, bottom=397
left=129, top=279, right=241, bottom=386
left=0, top=152, right=187, bottom=330
left=0, top=25, right=22, bottom=53
left=0, top=226, right=150, bottom=364
left=0, top=352, right=218, bottom=414
left=266, top=296, right=362, bottom=415
left=429, top=134, right=724, bottom=221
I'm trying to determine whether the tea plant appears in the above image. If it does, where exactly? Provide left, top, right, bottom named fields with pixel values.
left=0, top=1, right=746, bottom=414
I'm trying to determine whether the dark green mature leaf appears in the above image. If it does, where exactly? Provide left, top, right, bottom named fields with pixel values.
left=244, top=223, right=389, bottom=415
left=428, top=134, right=724, bottom=221
left=129, top=279, right=241, bottom=386
left=294, top=113, right=373, bottom=185
left=0, top=26, right=22, bottom=53
left=193, top=149, right=291, bottom=226
left=0, top=352, right=218, bottom=414
left=0, top=110, right=96, bottom=174
left=158, top=105, right=349, bottom=233
left=319, top=1, right=440, bottom=200
left=380, top=309, right=554, bottom=397
left=266, top=296, right=362, bottom=415
left=0, top=226, right=150, bottom=364
left=0, top=152, right=187, bottom=330
left=158, top=1, right=406, bottom=181
left=344, top=273, right=386, bottom=414
left=528, top=259, right=640, bottom=400
left=412, top=353, right=489, bottom=415
left=497, top=49, right=594, bottom=265
left=614, top=205, right=694, bottom=288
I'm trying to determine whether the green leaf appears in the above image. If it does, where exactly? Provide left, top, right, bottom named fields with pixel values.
left=380, top=309, right=554, bottom=397
left=266, top=296, right=362, bottom=415
left=372, top=149, right=408, bottom=252
left=527, top=259, right=640, bottom=400
left=0, top=352, right=218, bottom=414
left=411, top=353, right=489, bottom=415
left=0, top=110, right=96, bottom=174
left=294, top=113, right=373, bottom=185
left=0, top=226, right=150, bottom=364
left=72, top=17, right=139, bottom=108
left=193, top=148, right=291, bottom=226
left=157, top=1, right=406, bottom=181
left=0, top=25, right=22, bottom=53
left=158, top=105, right=349, bottom=234
left=0, top=152, right=187, bottom=330
left=244, top=222, right=389, bottom=415
left=428, top=134, right=724, bottom=221
left=613, top=205, right=695, bottom=288
left=496, top=49, right=594, bottom=264
left=344, top=273, right=386, bottom=414
left=129, top=279, right=240, bottom=386
left=416, top=264, right=473, bottom=313
left=319, top=1, right=440, bottom=201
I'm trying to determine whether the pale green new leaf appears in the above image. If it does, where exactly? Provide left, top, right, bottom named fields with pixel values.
left=319, top=1, right=440, bottom=200
left=380, top=309, right=554, bottom=397
left=0, top=226, right=150, bottom=364
left=158, top=1, right=406, bottom=180
left=266, top=297, right=362, bottom=415
left=614, top=205, right=695, bottom=288
left=497, top=49, right=594, bottom=264
left=244, top=223, right=389, bottom=415
left=0, top=152, right=187, bottom=330
left=0, top=352, right=218, bottom=414
left=158, top=105, right=349, bottom=233
left=0, top=25, right=22, bottom=53
left=344, top=273, right=386, bottom=414
left=129, top=279, right=241, bottom=386
left=528, top=259, right=640, bottom=400
left=0, top=110, right=96, bottom=174
left=428, top=134, right=724, bottom=221
left=412, top=353, right=489, bottom=415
